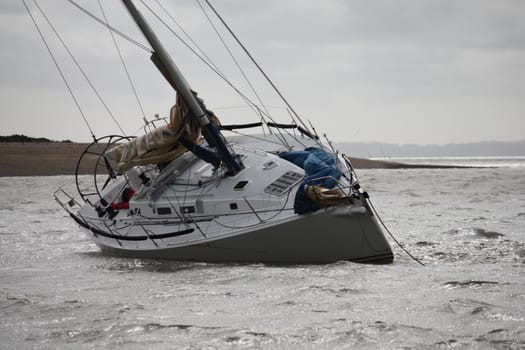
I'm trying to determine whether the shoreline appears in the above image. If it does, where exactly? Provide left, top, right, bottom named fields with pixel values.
left=0, top=142, right=461, bottom=177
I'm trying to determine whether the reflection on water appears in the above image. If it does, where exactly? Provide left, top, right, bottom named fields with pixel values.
left=373, top=156, right=525, bottom=168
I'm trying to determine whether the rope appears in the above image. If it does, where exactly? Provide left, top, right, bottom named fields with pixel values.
left=97, top=0, right=147, bottom=120
left=153, top=0, right=221, bottom=75
left=140, top=0, right=260, bottom=112
left=195, top=0, right=270, bottom=120
left=195, top=0, right=295, bottom=146
left=366, top=197, right=425, bottom=266
left=65, top=0, right=152, bottom=53
left=32, top=0, right=126, bottom=136
left=24, top=0, right=96, bottom=140
left=203, top=0, right=313, bottom=136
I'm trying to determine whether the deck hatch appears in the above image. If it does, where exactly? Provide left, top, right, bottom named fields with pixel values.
left=264, top=171, right=303, bottom=196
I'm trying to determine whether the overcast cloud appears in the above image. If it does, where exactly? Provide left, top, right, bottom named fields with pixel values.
left=1, top=0, right=524, bottom=144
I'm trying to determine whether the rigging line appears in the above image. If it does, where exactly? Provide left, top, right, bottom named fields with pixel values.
left=195, top=0, right=291, bottom=146
left=134, top=219, right=159, bottom=247
left=142, top=2, right=306, bottom=150
left=138, top=0, right=295, bottom=147
left=213, top=105, right=288, bottom=111
left=140, top=0, right=261, bottom=115
left=195, top=3, right=293, bottom=149
left=204, top=0, right=312, bottom=135
left=154, top=0, right=271, bottom=138
left=65, top=0, right=152, bottom=53
left=97, top=0, right=147, bottom=120
left=153, top=0, right=222, bottom=76
left=195, top=0, right=270, bottom=121
left=152, top=0, right=253, bottom=116
left=165, top=185, right=207, bottom=237
left=214, top=190, right=292, bottom=229
left=160, top=192, right=185, bottom=222
left=367, top=198, right=425, bottom=266
left=23, top=0, right=96, bottom=140
left=32, top=0, right=126, bottom=136
left=155, top=0, right=271, bottom=134
left=224, top=129, right=286, bottom=147
left=283, top=107, right=307, bottom=149
left=243, top=197, right=263, bottom=223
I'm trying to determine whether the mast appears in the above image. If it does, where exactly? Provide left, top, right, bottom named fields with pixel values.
left=121, top=0, right=242, bottom=175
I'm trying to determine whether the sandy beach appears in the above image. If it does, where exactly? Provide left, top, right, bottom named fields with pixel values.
left=0, top=142, right=92, bottom=177
left=0, top=142, right=445, bottom=177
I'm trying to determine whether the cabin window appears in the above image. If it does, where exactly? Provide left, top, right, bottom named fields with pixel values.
left=180, top=206, right=195, bottom=214
left=230, top=203, right=238, bottom=210
left=157, top=207, right=171, bottom=215
left=233, top=180, right=249, bottom=191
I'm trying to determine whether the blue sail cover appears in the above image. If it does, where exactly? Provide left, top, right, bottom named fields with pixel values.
left=279, top=147, right=341, bottom=214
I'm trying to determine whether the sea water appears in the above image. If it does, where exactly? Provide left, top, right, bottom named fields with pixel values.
left=1, top=159, right=524, bottom=349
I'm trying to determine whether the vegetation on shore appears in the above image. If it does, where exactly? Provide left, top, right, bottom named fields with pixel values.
left=0, top=134, right=72, bottom=143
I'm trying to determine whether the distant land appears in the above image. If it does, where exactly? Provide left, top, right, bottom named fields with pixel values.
left=0, top=134, right=73, bottom=143
left=2, top=134, right=523, bottom=158
left=0, top=134, right=466, bottom=177
left=337, top=140, right=525, bottom=158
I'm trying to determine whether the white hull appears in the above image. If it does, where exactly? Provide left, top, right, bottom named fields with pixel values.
left=75, top=202, right=393, bottom=264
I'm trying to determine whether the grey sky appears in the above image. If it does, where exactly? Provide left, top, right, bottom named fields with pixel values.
left=1, top=0, right=524, bottom=144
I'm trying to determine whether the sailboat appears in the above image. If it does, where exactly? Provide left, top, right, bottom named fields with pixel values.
left=51, top=0, right=393, bottom=263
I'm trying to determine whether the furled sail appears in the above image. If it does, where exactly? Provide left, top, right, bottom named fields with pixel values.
left=105, top=93, right=218, bottom=171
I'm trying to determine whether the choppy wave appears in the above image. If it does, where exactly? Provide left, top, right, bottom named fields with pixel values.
left=443, top=227, right=505, bottom=239
left=443, top=280, right=499, bottom=288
